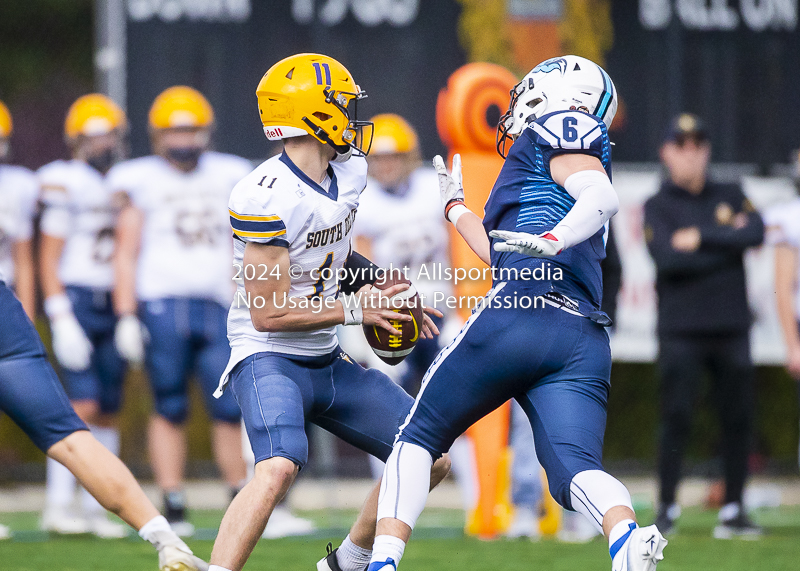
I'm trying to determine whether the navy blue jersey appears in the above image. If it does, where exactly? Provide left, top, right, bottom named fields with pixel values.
left=483, top=110, right=612, bottom=309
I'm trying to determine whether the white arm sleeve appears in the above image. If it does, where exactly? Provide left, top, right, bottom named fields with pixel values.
left=552, top=170, right=619, bottom=249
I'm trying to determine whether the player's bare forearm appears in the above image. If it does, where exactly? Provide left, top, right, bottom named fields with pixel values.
left=113, top=205, right=143, bottom=316
left=775, top=244, right=800, bottom=348
left=454, top=211, right=491, bottom=265
left=243, top=241, right=345, bottom=333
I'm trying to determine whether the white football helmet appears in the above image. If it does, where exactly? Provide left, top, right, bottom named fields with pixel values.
left=496, top=55, right=618, bottom=157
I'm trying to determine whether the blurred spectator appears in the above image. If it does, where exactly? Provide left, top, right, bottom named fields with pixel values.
left=110, top=87, right=248, bottom=536
left=0, top=100, right=37, bottom=321
left=38, top=95, right=129, bottom=538
left=763, top=152, right=800, bottom=470
left=644, top=113, right=764, bottom=538
left=602, top=225, right=621, bottom=326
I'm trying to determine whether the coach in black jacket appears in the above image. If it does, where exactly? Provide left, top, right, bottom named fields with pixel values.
left=644, top=114, right=764, bottom=539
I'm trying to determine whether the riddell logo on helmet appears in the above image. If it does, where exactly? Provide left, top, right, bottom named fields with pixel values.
left=264, top=127, right=283, bottom=138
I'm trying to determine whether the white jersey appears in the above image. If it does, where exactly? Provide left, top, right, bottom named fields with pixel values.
left=764, top=198, right=800, bottom=320
left=0, top=165, right=38, bottom=284
left=107, top=152, right=252, bottom=305
left=357, top=167, right=451, bottom=303
left=38, top=159, right=118, bottom=289
left=217, top=152, right=366, bottom=396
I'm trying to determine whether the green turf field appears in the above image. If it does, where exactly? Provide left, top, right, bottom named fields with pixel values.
left=2, top=506, right=800, bottom=570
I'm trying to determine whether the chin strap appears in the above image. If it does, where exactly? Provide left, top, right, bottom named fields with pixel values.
left=301, top=116, right=352, bottom=157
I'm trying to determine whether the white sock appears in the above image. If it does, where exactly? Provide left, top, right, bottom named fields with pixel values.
left=369, top=535, right=405, bottom=569
left=609, top=519, right=637, bottom=570
left=138, top=515, right=178, bottom=548
left=45, top=457, right=76, bottom=511
left=336, top=534, right=372, bottom=571
left=81, top=425, right=120, bottom=516
left=209, top=567, right=232, bottom=571
left=376, top=442, right=432, bottom=529
left=718, top=502, right=741, bottom=521
left=570, top=470, right=633, bottom=534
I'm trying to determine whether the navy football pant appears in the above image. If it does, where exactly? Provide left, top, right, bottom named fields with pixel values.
left=0, top=282, right=87, bottom=451
left=229, top=347, right=413, bottom=469
left=398, top=287, right=611, bottom=511
left=140, top=298, right=240, bottom=424
left=60, top=286, right=126, bottom=414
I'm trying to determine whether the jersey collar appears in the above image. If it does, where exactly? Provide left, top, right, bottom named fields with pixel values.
left=279, top=151, right=339, bottom=201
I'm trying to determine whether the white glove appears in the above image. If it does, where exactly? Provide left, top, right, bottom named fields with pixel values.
left=433, top=154, right=467, bottom=223
left=51, top=313, right=93, bottom=371
left=489, top=229, right=565, bottom=258
left=114, top=314, right=147, bottom=364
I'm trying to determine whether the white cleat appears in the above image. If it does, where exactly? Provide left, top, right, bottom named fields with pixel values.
left=87, top=514, right=129, bottom=539
left=158, top=544, right=209, bottom=571
left=262, top=505, right=316, bottom=539
left=41, top=508, right=89, bottom=534
left=622, top=525, right=667, bottom=571
left=169, top=520, right=196, bottom=538
left=0, top=523, right=11, bottom=539
left=505, top=506, right=540, bottom=540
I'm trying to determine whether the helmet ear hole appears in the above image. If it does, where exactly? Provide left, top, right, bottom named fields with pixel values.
left=312, top=111, right=332, bottom=122
left=526, top=97, right=543, bottom=109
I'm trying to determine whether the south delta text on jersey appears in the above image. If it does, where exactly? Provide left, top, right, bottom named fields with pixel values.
left=483, top=110, right=612, bottom=310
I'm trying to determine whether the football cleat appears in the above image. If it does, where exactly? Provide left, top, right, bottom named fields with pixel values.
left=612, top=524, right=667, bottom=571
left=316, top=542, right=344, bottom=571
left=262, top=505, right=315, bottom=539
left=505, top=506, right=540, bottom=540
left=366, top=559, right=396, bottom=571
left=41, top=508, right=89, bottom=534
left=158, top=544, right=209, bottom=571
left=713, top=511, right=763, bottom=540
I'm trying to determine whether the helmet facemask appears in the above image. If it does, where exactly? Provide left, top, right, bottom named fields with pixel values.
left=301, top=86, right=374, bottom=159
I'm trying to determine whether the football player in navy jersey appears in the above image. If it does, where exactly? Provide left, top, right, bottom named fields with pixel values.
left=368, top=56, right=667, bottom=571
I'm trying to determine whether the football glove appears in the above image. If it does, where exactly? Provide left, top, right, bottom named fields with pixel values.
left=489, top=229, right=565, bottom=258
left=51, top=313, right=93, bottom=371
left=114, top=314, right=148, bottom=364
left=433, top=154, right=465, bottom=222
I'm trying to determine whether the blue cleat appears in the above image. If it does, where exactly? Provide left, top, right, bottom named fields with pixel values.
left=366, top=558, right=397, bottom=571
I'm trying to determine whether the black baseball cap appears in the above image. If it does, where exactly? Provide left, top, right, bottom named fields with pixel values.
left=664, top=113, right=709, bottom=144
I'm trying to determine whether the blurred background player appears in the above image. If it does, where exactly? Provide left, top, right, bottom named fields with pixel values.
left=0, top=99, right=38, bottom=321
left=0, top=262, right=208, bottom=568
left=111, top=86, right=249, bottom=536
left=644, top=114, right=764, bottom=538
left=764, top=152, right=800, bottom=470
left=38, top=94, right=129, bottom=538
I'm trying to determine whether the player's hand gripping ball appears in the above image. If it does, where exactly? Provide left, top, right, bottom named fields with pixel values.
left=363, top=273, right=424, bottom=365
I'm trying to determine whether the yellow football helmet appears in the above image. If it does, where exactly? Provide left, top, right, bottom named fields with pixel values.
left=0, top=100, right=12, bottom=138
left=149, top=86, right=214, bottom=129
left=370, top=114, right=418, bottom=155
left=256, top=53, right=373, bottom=157
left=65, top=94, right=127, bottom=139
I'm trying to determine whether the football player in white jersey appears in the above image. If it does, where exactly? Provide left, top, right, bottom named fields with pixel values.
left=38, top=94, right=130, bottom=537
left=0, top=99, right=37, bottom=322
left=111, top=87, right=249, bottom=536
left=207, top=53, right=449, bottom=571
left=353, top=113, right=451, bottom=397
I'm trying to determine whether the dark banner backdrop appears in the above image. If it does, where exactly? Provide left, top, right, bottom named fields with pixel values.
left=125, top=0, right=465, bottom=161
left=126, top=0, right=800, bottom=166
left=607, top=0, right=800, bottom=166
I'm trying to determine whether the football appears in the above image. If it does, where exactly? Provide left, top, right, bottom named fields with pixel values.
left=363, top=273, right=424, bottom=365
